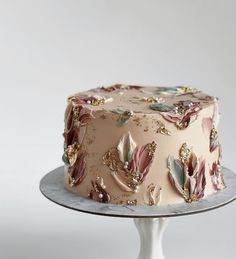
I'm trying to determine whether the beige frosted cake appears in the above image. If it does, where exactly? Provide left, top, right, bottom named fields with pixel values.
left=62, top=84, right=225, bottom=206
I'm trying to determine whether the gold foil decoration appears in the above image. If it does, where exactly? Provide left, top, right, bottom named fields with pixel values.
left=178, top=86, right=194, bottom=94
left=128, top=172, right=142, bottom=193
left=179, top=143, right=190, bottom=163
left=72, top=106, right=80, bottom=122
left=67, top=95, right=76, bottom=103
left=63, top=143, right=80, bottom=167
left=68, top=175, right=76, bottom=187
left=156, top=121, right=171, bottom=136
left=210, top=127, right=218, bottom=140
left=147, top=183, right=161, bottom=206
left=67, top=95, right=106, bottom=106
left=183, top=188, right=198, bottom=203
left=103, top=150, right=119, bottom=172
left=176, top=121, right=188, bottom=130
left=91, top=98, right=105, bottom=106
left=145, top=141, right=157, bottom=157
left=142, top=97, right=164, bottom=103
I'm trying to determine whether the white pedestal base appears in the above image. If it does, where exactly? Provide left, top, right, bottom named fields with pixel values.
left=134, top=218, right=169, bottom=259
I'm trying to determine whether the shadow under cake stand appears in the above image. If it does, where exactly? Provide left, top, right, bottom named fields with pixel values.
left=40, top=166, right=236, bottom=259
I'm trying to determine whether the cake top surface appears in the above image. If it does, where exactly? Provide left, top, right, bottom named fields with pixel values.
left=67, top=84, right=216, bottom=115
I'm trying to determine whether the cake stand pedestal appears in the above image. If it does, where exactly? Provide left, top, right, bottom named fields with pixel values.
left=134, top=217, right=168, bottom=259
left=40, top=167, right=236, bottom=259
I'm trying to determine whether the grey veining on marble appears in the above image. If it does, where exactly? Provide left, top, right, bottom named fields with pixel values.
left=39, top=166, right=236, bottom=218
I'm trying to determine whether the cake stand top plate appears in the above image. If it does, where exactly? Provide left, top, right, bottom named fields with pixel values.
left=40, top=166, right=236, bottom=218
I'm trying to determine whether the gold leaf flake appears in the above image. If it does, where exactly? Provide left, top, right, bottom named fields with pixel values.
left=68, top=175, right=76, bottom=187
left=73, top=106, right=80, bottom=122
left=183, top=188, right=198, bottom=203
left=147, top=183, right=161, bottom=206
left=63, top=143, right=80, bottom=167
left=141, top=97, right=164, bottom=103
left=210, top=128, right=218, bottom=140
left=67, top=95, right=76, bottom=103
left=91, top=98, right=105, bottom=106
left=103, top=150, right=120, bottom=172
left=179, top=143, right=191, bottom=163
left=156, top=121, right=171, bottom=135
left=178, top=86, right=196, bottom=94
left=145, top=141, right=157, bottom=157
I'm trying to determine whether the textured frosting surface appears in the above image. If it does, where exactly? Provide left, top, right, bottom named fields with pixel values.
left=62, top=84, right=225, bottom=206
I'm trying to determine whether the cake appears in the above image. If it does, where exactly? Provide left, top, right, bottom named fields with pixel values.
left=62, top=84, right=226, bottom=206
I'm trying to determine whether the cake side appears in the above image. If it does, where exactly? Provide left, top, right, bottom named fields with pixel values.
left=63, top=84, right=225, bottom=206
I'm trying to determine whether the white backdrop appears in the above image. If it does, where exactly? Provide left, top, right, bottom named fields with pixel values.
left=0, top=1, right=235, bottom=258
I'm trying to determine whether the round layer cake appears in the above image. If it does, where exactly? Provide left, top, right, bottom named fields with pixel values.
left=62, top=84, right=225, bottom=206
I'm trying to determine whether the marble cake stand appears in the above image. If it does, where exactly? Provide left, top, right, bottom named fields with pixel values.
left=40, top=166, right=236, bottom=259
